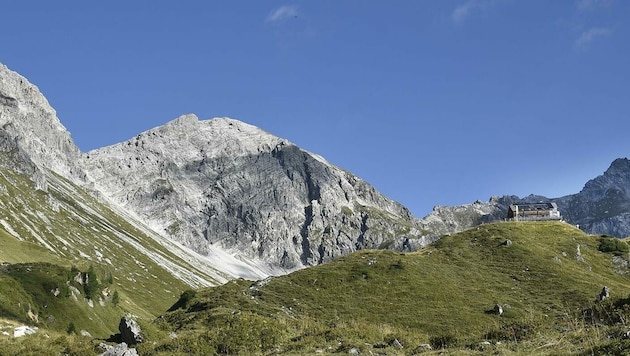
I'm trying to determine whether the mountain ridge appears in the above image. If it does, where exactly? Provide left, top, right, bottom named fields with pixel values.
left=3, top=60, right=630, bottom=281
left=81, top=113, right=432, bottom=271
left=0, top=64, right=84, bottom=190
left=418, top=158, right=630, bottom=238
left=4, top=60, right=630, bottom=354
left=1, top=62, right=434, bottom=283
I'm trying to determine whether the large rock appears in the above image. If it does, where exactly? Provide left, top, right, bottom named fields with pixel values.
left=99, top=342, right=138, bottom=356
left=13, top=326, right=36, bottom=338
left=118, top=314, right=143, bottom=345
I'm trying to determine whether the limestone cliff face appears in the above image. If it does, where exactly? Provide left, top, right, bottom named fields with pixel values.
left=81, top=115, right=432, bottom=269
left=0, top=64, right=82, bottom=187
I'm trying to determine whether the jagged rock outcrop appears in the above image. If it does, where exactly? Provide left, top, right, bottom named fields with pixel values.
left=555, top=158, right=630, bottom=237
left=0, top=64, right=84, bottom=187
left=417, top=199, right=501, bottom=236
left=119, top=314, right=143, bottom=345
left=416, top=195, right=530, bottom=236
left=81, top=115, right=433, bottom=270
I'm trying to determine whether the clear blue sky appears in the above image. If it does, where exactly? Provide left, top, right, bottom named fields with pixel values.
left=1, top=1, right=629, bottom=217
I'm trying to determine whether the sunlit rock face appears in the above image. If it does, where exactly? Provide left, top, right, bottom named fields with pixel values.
left=554, top=158, right=630, bottom=237
left=0, top=64, right=83, bottom=186
left=81, top=115, right=433, bottom=270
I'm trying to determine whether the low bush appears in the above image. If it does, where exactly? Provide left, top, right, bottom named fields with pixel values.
left=598, top=236, right=629, bottom=256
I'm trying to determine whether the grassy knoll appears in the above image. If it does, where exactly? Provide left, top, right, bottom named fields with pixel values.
left=140, top=221, right=630, bottom=354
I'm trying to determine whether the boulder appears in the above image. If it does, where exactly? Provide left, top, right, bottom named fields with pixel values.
left=118, top=314, right=143, bottom=345
left=413, top=343, right=433, bottom=352
left=390, top=338, right=404, bottom=349
left=99, top=342, right=139, bottom=356
left=13, top=326, right=37, bottom=337
left=576, top=244, right=585, bottom=262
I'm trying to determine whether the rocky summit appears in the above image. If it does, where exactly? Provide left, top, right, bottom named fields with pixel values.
left=81, top=114, right=433, bottom=270
left=555, top=158, right=630, bottom=237
left=0, top=64, right=84, bottom=189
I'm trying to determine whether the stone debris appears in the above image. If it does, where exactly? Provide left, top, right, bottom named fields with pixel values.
left=99, top=342, right=139, bottom=356
left=576, top=244, right=585, bottom=262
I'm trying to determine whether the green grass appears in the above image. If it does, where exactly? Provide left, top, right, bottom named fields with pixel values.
left=0, top=230, right=65, bottom=265
left=4, top=152, right=630, bottom=354
left=0, top=262, right=125, bottom=336
left=0, top=325, right=102, bottom=355
left=139, top=221, right=630, bottom=354
left=0, top=165, right=234, bottom=340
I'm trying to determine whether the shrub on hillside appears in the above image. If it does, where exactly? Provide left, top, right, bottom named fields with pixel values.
left=167, top=289, right=197, bottom=311
left=83, top=265, right=100, bottom=300
left=598, top=236, right=629, bottom=256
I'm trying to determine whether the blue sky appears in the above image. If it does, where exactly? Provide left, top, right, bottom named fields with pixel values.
left=1, top=1, right=628, bottom=217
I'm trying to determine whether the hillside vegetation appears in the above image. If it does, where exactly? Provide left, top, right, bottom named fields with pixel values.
left=0, top=166, right=200, bottom=338
left=140, top=221, right=630, bottom=355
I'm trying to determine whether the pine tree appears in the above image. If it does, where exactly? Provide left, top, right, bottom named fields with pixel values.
left=84, top=265, right=99, bottom=300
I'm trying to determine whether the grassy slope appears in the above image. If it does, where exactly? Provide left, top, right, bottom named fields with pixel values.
left=0, top=166, right=216, bottom=338
left=145, top=221, right=630, bottom=355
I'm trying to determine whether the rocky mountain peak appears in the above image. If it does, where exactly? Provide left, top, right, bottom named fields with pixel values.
left=598, top=158, right=630, bottom=189
left=81, top=115, right=429, bottom=270
left=1, top=60, right=431, bottom=276
left=0, top=63, right=82, bottom=184
left=606, top=158, right=630, bottom=173
left=579, top=158, right=630, bottom=198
